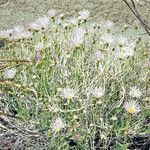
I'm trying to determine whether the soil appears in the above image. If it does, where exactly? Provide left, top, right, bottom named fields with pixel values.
left=0, top=0, right=149, bottom=30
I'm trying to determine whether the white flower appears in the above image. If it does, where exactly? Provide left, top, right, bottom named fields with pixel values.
left=11, top=26, right=33, bottom=40
left=61, top=87, right=76, bottom=99
left=111, top=116, right=117, bottom=121
left=121, top=41, right=135, bottom=57
left=94, top=50, right=104, bottom=61
left=129, top=87, right=142, bottom=98
left=78, top=10, right=90, bottom=20
left=124, top=101, right=140, bottom=114
left=3, top=68, right=16, bottom=79
left=29, top=16, right=50, bottom=30
left=115, top=35, right=128, bottom=46
left=36, top=16, right=50, bottom=29
left=116, top=41, right=135, bottom=59
left=48, top=9, right=56, bottom=18
left=104, top=21, right=114, bottom=29
left=123, top=46, right=134, bottom=57
left=91, top=87, right=105, bottom=98
left=51, top=117, right=66, bottom=133
left=29, top=22, right=40, bottom=30
left=13, top=26, right=25, bottom=33
left=69, top=18, right=78, bottom=25
left=0, top=29, right=13, bottom=39
left=115, top=48, right=126, bottom=59
left=71, top=27, right=86, bottom=47
left=101, top=33, right=114, bottom=44
left=35, top=42, right=44, bottom=51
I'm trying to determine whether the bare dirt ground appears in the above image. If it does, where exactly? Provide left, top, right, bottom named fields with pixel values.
left=0, top=0, right=149, bottom=30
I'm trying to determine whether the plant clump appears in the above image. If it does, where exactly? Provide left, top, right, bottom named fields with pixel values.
left=0, top=9, right=149, bottom=149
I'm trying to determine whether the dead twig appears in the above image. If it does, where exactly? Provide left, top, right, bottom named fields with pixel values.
left=123, top=0, right=150, bottom=36
left=0, top=59, right=31, bottom=63
left=0, top=111, right=23, bottom=120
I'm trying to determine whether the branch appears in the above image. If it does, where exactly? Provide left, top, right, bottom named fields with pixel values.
left=123, top=0, right=150, bottom=36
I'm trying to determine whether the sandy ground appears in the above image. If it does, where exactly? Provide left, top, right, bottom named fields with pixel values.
left=0, top=0, right=149, bottom=30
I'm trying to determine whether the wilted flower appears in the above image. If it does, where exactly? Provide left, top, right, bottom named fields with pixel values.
left=129, top=87, right=142, bottom=98
left=91, top=87, right=105, bottom=98
left=71, top=27, right=86, bottom=47
left=3, top=68, right=16, bottom=79
left=78, top=10, right=90, bottom=20
left=124, top=101, right=140, bottom=114
left=61, top=87, right=76, bottom=99
left=35, top=54, right=42, bottom=62
left=144, top=60, right=150, bottom=68
left=51, top=117, right=66, bottom=133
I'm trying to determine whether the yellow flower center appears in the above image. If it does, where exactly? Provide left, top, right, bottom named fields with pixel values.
left=67, top=95, right=73, bottom=99
left=55, top=127, right=60, bottom=132
left=118, top=51, right=126, bottom=59
left=129, top=107, right=135, bottom=113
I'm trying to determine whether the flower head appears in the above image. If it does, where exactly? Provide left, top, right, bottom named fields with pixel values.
left=3, top=68, right=16, bottom=79
left=129, top=87, right=142, bottom=98
left=124, top=101, right=140, bottom=114
left=78, top=10, right=90, bottom=20
left=36, top=16, right=50, bottom=29
left=35, top=42, right=44, bottom=51
left=116, top=50, right=126, bottom=59
left=69, top=18, right=78, bottom=26
left=29, top=22, right=40, bottom=30
left=61, top=87, right=76, bottom=99
left=94, top=50, right=104, bottom=61
left=91, top=87, right=105, bottom=98
left=51, top=117, right=66, bottom=133
left=115, top=35, right=128, bottom=46
left=122, top=45, right=135, bottom=57
left=104, top=21, right=114, bottom=29
left=48, top=9, right=57, bottom=18
left=101, top=33, right=114, bottom=44
left=0, top=29, right=13, bottom=39
left=71, top=27, right=86, bottom=47
left=29, top=16, right=50, bottom=30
